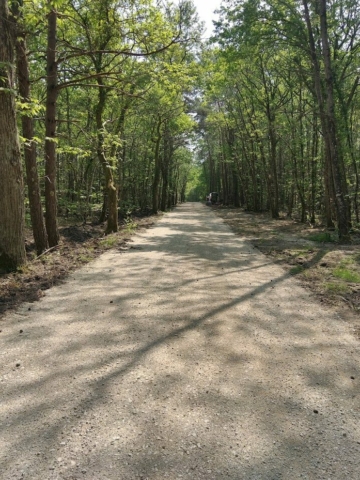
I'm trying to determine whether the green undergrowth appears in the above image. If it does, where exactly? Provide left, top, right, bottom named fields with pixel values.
left=324, top=282, right=349, bottom=294
left=99, top=235, right=118, bottom=248
left=78, top=254, right=94, bottom=263
left=287, top=248, right=360, bottom=304
left=332, top=263, right=360, bottom=283
left=290, top=265, right=305, bottom=275
left=306, top=232, right=336, bottom=243
left=124, top=216, right=138, bottom=233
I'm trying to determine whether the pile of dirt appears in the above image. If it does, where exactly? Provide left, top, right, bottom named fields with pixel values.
left=0, top=216, right=156, bottom=318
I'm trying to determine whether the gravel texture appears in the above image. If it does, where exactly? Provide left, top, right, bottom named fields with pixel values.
left=1, top=202, right=359, bottom=480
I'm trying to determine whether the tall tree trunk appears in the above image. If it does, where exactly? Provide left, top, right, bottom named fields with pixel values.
left=13, top=4, right=48, bottom=254
left=161, top=167, right=169, bottom=211
left=160, top=125, right=170, bottom=211
left=113, top=89, right=134, bottom=211
left=302, top=0, right=349, bottom=240
left=95, top=81, right=118, bottom=233
left=310, top=120, right=318, bottom=224
left=318, top=0, right=350, bottom=241
left=287, top=184, right=295, bottom=218
left=302, top=0, right=334, bottom=228
left=227, top=128, right=240, bottom=207
left=267, top=117, right=279, bottom=218
left=44, top=6, right=60, bottom=246
left=152, top=118, right=162, bottom=214
left=259, top=58, right=279, bottom=218
left=0, top=0, right=26, bottom=270
left=323, top=143, right=334, bottom=227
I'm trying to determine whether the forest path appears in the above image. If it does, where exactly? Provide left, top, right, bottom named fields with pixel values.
left=1, top=202, right=360, bottom=479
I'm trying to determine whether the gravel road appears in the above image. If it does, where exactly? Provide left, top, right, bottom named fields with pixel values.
left=1, top=202, right=359, bottom=480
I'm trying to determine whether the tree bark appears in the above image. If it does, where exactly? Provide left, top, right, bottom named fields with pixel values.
left=95, top=81, right=118, bottom=233
left=14, top=5, right=48, bottom=254
left=0, top=0, right=26, bottom=270
left=227, top=128, right=240, bottom=207
left=318, top=0, right=350, bottom=241
left=302, top=0, right=349, bottom=240
left=152, top=118, right=162, bottom=214
left=259, top=58, right=279, bottom=218
left=44, top=6, right=60, bottom=246
left=310, top=119, right=318, bottom=224
left=267, top=113, right=279, bottom=218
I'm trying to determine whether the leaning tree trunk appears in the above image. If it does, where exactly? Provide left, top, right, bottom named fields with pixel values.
left=14, top=14, right=48, bottom=254
left=44, top=6, right=60, bottom=247
left=0, top=0, right=26, bottom=270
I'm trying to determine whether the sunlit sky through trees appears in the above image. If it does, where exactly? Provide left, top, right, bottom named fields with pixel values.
left=191, top=0, right=221, bottom=36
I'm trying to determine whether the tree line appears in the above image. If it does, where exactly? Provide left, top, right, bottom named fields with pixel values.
left=195, top=0, right=359, bottom=243
left=1, top=0, right=359, bottom=271
left=0, top=0, right=201, bottom=270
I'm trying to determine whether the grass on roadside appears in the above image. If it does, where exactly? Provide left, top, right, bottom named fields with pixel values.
left=124, top=217, right=138, bottom=233
left=215, top=206, right=360, bottom=314
left=321, top=255, right=360, bottom=298
left=290, top=265, right=305, bottom=275
left=78, top=254, right=94, bottom=263
left=306, top=232, right=336, bottom=243
left=99, top=235, right=118, bottom=248
left=323, top=282, right=349, bottom=294
left=332, top=265, right=360, bottom=283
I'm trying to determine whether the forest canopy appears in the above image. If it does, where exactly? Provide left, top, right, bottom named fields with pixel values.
left=0, top=0, right=359, bottom=269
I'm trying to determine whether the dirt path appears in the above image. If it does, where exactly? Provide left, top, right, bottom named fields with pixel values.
left=1, top=202, right=359, bottom=480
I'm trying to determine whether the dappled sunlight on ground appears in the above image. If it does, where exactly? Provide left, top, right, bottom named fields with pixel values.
left=1, top=203, right=360, bottom=479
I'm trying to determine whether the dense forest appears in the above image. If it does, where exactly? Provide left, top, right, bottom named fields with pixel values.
left=0, top=0, right=359, bottom=270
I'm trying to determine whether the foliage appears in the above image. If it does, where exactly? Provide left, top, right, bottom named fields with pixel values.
left=194, top=0, right=360, bottom=237
left=290, top=265, right=305, bottom=275
left=4, top=0, right=360, bottom=252
left=332, top=267, right=360, bottom=283
left=13, top=0, right=203, bottom=234
left=307, top=233, right=335, bottom=243
left=99, top=235, right=118, bottom=248
left=324, top=282, right=349, bottom=294
left=124, top=216, right=138, bottom=234
left=186, top=163, right=207, bottom=201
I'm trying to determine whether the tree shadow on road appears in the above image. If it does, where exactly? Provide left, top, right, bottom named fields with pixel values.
left=1, top=204, right=359, bottom=479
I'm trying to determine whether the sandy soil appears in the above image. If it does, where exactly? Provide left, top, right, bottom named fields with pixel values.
left=1, top=202, right=359, bottom=479
left=213, top=207, right=360, bottom=336
left=0, top=216, right=156, bottom=316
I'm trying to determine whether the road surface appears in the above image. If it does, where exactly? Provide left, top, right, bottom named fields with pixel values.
left=1, top=202, right=360, bottom=479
